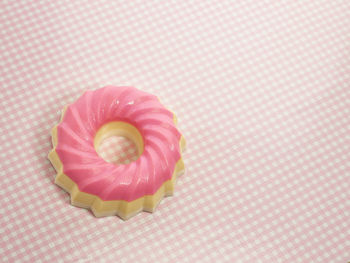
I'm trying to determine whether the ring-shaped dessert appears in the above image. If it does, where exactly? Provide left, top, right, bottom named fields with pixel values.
left=48, top=86, right=186, bottom=220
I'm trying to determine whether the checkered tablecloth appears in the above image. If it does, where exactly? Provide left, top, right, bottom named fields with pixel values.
left=1, top=1, right=349, bottom=262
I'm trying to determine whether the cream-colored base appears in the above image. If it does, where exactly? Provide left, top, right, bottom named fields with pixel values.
left=48, top=105, right=186, bottom=220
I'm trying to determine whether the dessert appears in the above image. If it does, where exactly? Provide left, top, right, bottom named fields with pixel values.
left=48, top=86, right=185, bottom=220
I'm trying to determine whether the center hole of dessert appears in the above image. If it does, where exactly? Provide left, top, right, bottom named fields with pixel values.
left=97, top=135, right=138, bottom=165
left=94, top=121, right=144, bottom=165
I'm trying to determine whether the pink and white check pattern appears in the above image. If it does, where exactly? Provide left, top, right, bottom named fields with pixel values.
left=0, top=1, right=349, bottom=262
left=97, top=136, right=139, bottom=165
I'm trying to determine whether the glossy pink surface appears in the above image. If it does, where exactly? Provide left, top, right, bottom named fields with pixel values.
left=56, top=86, right=182, bottom=201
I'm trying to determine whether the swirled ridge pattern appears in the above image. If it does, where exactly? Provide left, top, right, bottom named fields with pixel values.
left=55, top=86, right=183, bottom=202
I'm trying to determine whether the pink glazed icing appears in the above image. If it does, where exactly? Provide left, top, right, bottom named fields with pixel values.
left=55, top=86, right=182, bottom=202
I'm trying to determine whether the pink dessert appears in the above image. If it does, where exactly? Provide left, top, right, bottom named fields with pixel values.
left=48, top=86, right=186, bottom=219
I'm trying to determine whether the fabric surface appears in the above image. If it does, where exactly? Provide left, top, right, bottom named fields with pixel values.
left=0, top=1, right=349, bottom=262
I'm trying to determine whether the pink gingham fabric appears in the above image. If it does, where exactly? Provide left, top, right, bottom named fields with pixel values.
left=1, top=1, right=349, bottom=262
left=97, top=136, right=139, bottom=165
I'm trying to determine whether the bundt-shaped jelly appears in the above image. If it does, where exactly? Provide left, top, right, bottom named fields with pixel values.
left=48, top=86, right=185, bottom=220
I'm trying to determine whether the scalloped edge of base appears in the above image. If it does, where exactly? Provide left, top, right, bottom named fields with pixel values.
left=49, top=148, right=185, bottom=220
